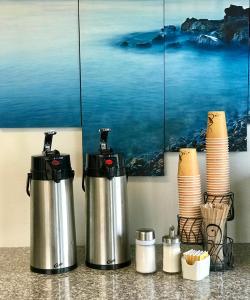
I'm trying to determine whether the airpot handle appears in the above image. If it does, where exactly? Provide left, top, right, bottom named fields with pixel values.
left=43, top=131, right=57, bottom=154
left=26, top=173, right=32, bottom=197
left=99, top=128, right=111, bottom=154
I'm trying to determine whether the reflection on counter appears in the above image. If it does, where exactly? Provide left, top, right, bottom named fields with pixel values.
left=0, top=246, right=249, bottom=299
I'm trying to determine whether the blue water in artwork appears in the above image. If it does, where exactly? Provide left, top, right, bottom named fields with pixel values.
left=81, top=0, right=248, bottom=156
left=81, top=0, right=165, bottom=158
left=0, top=0, right=81, bottom=127
left=0, top=0, right=248, bottom=161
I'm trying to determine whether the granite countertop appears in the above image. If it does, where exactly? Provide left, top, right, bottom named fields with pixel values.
left=0, top=245, right=249, bottom=300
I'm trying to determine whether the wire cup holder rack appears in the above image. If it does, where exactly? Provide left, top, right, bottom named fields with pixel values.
left=177, top=191, right=235, bottom=271
left=203, top=192, right=234, bottom=221
left=177, top=216, right=203, bottom=245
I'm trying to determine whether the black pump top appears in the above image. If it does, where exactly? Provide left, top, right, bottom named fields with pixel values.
left=30, top=131, right=74, bottom=183
left=99, top=128, right=113, bottom=155
left=85, top=128, right=126, bottom=179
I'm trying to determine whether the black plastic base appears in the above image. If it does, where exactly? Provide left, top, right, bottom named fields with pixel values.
left=30, top=264, right=77, bottom=274
left=85, top=260, right=131, bottom=270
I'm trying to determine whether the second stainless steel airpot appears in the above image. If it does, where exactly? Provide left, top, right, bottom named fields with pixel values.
left=83, top=128, right=131, bottom=270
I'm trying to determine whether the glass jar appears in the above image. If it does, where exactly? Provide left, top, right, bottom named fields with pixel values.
left=162, top=225, right=181, bottom=273
left=135, top=228, right=156, bottom=273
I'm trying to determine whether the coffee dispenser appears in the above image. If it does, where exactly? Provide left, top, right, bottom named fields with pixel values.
left=26, top=131, right=77, bottom=274
left=83, top=128, right=130, bottom=269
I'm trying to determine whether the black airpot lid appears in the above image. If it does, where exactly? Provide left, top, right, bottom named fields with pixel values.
left=85, top=153, right=126, bottom=178
left=29, top=131, right=74, bottom=182
left=85, top=129, right=126, bottom=179
left=31, top=153, right=74, bottom=182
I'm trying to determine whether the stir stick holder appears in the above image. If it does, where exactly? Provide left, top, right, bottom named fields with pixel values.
left=203, top=225, right=234, bottom=272
left=202, top=191, right=234, bottom=271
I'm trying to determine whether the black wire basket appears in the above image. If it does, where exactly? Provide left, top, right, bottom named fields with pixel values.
left=203, top=192, right=234, bottom=221
left=177, top=215, right=203, bottom=245
left=203, top=223, right=234, bottom=271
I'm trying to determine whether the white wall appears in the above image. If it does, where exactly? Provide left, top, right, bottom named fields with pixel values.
left=0, top=127, right=249, bottom=247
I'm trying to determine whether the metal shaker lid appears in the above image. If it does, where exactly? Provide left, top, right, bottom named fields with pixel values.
left=162, top=225, right=180, bottom=245
left=136, top=228, right=155, bottom=241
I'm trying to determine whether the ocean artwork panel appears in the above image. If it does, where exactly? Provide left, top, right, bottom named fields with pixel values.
left=0, top=0, right=81, bottom=127
left=163, top=0, right=249, bottom=151
left=80, top=0, right=165, bottom=176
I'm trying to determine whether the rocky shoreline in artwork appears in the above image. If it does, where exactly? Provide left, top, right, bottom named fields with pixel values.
left=126, top=152, right=164, bottom=176
left=126, top=116, right=247, bottom=175
left=118, top=5, right=249, bottom=49
left=166, top=116, right=247, bottom=152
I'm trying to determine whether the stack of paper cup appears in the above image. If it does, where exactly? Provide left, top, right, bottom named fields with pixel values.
left=178, top=148, right=202, bottom=242
left=206, top=112, right=230, bottom=196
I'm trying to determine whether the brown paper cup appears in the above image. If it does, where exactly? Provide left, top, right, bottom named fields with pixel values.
left=206, top=111, right=228, bottom=138
left=178, top=148, right=200, bottom=176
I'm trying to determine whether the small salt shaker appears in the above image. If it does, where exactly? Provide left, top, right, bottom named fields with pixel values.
left=135, top=228, right=156, bottom=274
left=162, top=225, right=181, bottom=273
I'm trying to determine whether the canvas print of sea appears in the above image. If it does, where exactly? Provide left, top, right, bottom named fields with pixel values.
left=163, top=0, right=249, bottom=151
left=80, top=0, right=165, bottom=175
left=0, top=0, right=81, bottom=127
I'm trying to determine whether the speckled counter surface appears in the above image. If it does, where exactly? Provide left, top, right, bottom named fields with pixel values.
left=0, top=245, right=249, bottom=300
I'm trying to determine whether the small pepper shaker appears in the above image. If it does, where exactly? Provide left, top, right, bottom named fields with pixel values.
left=162, top=225, right=181, bottom=273
left=135, top=228, right=156, bottom=273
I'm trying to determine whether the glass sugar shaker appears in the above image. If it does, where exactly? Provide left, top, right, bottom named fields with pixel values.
left=162, top=225, right=181, bottom=273
left=135, top=228, right=156, bottom=273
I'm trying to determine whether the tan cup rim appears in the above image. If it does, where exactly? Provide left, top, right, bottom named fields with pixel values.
left=206, top=156, right=229, bottom=158
left=206, top=148, right=229, bottom=151
left=179, top=204, right=202, bottom=207
left=179, top=218, right=202, bottom=221
left=178, top=181, right=201, bottom=184
left=206, top=159, right=229, bottom=162
left=206, top=161, right=230, bottom=164
left=206, top=180, right=230, bottom=183
left=207, top=173, right=230, bottom=175
left=179, top=218, right=202, bottom=222
left=179, top=212, right=202, bottom=215
left=207, top=183, right=230, bottom=186
left=207, top=186, right=230, bottom=188
left=179, top=219, right=202, bottom=222
left=178, top=185, right=201, bottom=188
left=206, top=149, right=229, bottom=152
left=178, top=177, right=201, bottom=179
left=179, top=215, right=202, bottom=218
left=179, top=200, right=202, bottom=203
left=207, top=192, right=230, bottom=195
left=178, top=174, right=201, bottom=177
left=179, top=193, right=201, bottom=196
left=206, top=153, right=229, bottom=156
left=178, top=187, right=201, bottom=191
left=206, top=167, right=230, bottom=170
left=179, top=204, right=202, bottom=208
left=207, top=188, right=230, bottom=191
left=206, top=145, right=229, bottom=148
left=178, top=192, right=202, bottom=195
left=207, top=180, right=230, bottom=182
left=206, top=137, right=228, bottom=140
left=178, top=183, right=202, bottom=185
